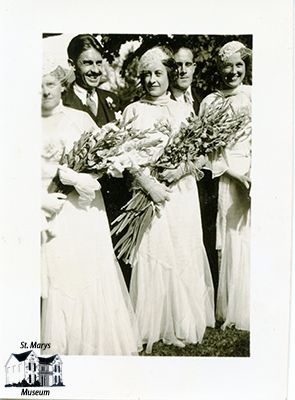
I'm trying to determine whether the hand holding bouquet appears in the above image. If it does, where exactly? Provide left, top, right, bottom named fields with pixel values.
left=47, top=113, right=165, bottom=194
left=111, top=96, right=251, bottom=264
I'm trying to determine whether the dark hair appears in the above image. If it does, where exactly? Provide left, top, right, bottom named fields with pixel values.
left=241, top=50, right=252, bottom=85
left=67, top=34, right=103, bottom=63
left=171, top=44, right=195, bottom=62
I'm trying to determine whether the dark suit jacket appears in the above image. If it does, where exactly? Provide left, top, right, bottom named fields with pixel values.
left=62, top=84, right=119, bottom=128
left=170, top=85, right=203, bottom=115
left=190, top=86, right=203, bottom=115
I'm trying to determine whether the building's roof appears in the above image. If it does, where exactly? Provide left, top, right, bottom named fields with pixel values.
left=38, top=355, right=58, bottom=364
left=7, top=351, right=60, bottom=366
left=12, top=350, right=34, bottom=362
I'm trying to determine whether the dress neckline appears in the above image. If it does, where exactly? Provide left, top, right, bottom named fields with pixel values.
left=140, top=92, right=171, bottom=106
left=42, top=101, right=64, bottom=118
left=216, top=84, right=245, bottom=98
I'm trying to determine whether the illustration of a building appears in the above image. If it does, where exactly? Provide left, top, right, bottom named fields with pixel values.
left=5, top=350, right=63, bottom=387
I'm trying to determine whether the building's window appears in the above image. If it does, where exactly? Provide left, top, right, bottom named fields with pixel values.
left=28, top=375, right=31, bottom=384
left=55, top=376, right=58, bottom=384
left=29, top=363, right=31, bottom=371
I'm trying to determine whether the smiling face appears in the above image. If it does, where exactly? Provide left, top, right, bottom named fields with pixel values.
left=42, top=74, right=63, bottom=113
left=73, top=47, right=103, bottom=90
left=142, top=63, right=169, bottom=98
left=219, top=52, right=246, bottom=89
left=173, top=48, right=196, bottom=91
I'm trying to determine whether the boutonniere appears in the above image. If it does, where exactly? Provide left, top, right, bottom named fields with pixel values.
left=106, top=96, right=116, bottom=110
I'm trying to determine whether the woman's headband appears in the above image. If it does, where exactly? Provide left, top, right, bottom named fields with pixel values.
left=138, top=47, right=171, bottom=74
left=218, top=41, right=252, bottom=63
left=42, top=56, right=73, bottom=84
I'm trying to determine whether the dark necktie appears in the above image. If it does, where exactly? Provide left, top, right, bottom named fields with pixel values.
left=86, top=91, right=97, bottom=116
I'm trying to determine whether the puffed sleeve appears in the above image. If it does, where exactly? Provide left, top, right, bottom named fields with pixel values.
left=122, top=102, right=138, bottom=125
left=82, top=111, right=99, bottom=132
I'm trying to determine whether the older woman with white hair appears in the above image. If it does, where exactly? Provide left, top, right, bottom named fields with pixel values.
left=122, top=46, right=215, bottom=354
left=199, top=41, right=252, bottom=331
left=41, top=63, right=141, bottom=355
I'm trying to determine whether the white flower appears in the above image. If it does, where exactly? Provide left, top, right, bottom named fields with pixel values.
left=106, top=96, right=116, bottom=109
left=114, top=111, right=123, bottom=121
left=107, top=154, right=134, bottom=178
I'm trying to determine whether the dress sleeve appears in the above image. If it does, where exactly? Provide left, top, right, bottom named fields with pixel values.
left=122, top=103, right=138, bottom=125
left=198, top=93, right=216, bottom=117
left=82, top=111, right=99, bottom=133
left=206, top=150, right=229, bottom=178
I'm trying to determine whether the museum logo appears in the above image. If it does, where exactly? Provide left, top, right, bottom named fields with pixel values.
left=4, top=350, right=64, bottom=389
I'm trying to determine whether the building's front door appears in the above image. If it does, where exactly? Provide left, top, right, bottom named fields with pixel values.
left=44, top=375, right=49, bottom=386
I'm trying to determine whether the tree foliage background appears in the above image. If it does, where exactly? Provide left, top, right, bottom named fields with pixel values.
left=43, top=33, right=252, bottom=109
left=99, top=34, right=252, bottom=108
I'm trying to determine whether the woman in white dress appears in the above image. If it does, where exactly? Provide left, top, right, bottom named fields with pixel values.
left=41, top=65, right=141, bottom=355
left=122, top=47, right=215, bottom=354
left=199, top=41, right=252, bottom=331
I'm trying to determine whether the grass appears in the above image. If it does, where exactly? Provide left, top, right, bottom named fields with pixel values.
left=139, top=321, right=250, bottom=357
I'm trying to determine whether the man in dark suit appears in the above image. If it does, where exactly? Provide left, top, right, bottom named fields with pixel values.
left=171, top=45, right=219, bottom=300
left=63, top=34, right=118, bottom=128
left=62, top=34, right=132, bottom=287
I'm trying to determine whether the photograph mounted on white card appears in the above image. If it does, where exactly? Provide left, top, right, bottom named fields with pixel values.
left=41, top=32, right=252, bottom=357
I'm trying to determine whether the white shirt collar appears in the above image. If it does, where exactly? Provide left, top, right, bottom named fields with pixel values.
left=73, top=83, right=98, bottom=106
left=171, top=85, right=193, bottom=104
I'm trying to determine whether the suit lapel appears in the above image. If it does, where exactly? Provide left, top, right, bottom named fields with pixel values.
left=191, top=86, right=202, bottom=115
left=62, top=85, right=116, bottom=127
left=62, top=85, right=88, bottom=113
left=96, top=90, right=115, bottom=126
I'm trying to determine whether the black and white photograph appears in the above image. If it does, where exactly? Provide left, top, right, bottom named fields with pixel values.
left=0, top=0, right=293, bottom=399
left=41, top=33, right=252, bottom=357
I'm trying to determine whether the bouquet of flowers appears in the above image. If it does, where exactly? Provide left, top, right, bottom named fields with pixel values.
left=48, top=113, right=165, bottom=194
left=111, top=96, right=251, bottom=263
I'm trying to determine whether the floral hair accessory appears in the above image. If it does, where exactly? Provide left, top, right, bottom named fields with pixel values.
left=218, top=41, right=252, bottom=63
left=138, top=47, right=171, bottom=74
left=42, top=57, right=74, bottom=84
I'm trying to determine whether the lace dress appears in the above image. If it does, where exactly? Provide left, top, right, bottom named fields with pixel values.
left=122, top=96, right=215, bottom=353
left=41, top=103, right=141, bottom=355
left=200, top=85, right=251, bottom=330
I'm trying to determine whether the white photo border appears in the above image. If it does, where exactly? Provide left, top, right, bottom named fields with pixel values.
left=0, top=0, right=293, bottom=399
